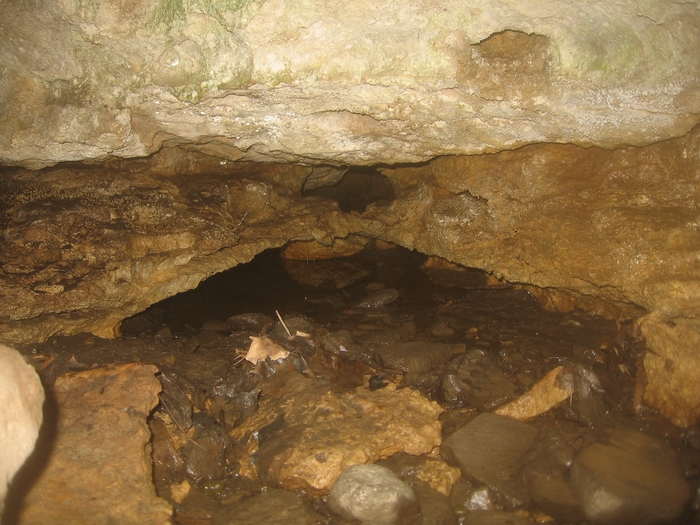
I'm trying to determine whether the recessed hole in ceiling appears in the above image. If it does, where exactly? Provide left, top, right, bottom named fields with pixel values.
left=301, top=166, right=395, bottom=213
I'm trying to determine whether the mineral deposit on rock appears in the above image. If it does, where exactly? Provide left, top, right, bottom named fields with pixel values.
left=229, top=375, right=443, bottom=493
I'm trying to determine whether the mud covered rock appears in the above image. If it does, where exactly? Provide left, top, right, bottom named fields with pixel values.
left=441, top=413, right=538, bottom=509
left=213, top=488, right=317, bottom=525
left=229, top=375, right=443, bottom=493
left=569, top=429, right=690, bottom=525
left=328, top=464, right=419, bottom=525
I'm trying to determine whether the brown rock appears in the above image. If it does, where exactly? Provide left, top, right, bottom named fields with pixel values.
left=639, top=313, right=700, bottom=427
left=229, top=375, right=443, bottom=493
left=19, top=363, right=172, bottom=525
left=494, top=366, right=574, bottom=421
left=281, top=235, right=369, bottom=260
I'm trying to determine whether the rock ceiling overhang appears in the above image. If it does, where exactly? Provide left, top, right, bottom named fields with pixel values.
left=0, top=0, right=699, bottom=169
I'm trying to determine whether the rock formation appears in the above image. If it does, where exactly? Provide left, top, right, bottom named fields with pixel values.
left=0, top=0, right=699, bottom=428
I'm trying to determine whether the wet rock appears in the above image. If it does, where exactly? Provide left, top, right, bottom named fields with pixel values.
left=431, top=319, right=456, bottom=338
left=377, top=454, right=462, bottom=497
left=229, top=375, right=443, bottom=493
left=526, top=466, right=584, bottom=523
left=441, top=350, right=518, bottom=410
left=521, top=423, right=588, bottom=523
left=226, top=313, right=274, bottom=334
left=462, top=510, right=532, bottom=525
left=413, top=483, right=458, bottom=525
left=353, top=288, right=401, bottom=308
left=328, top=464, right=420, bottom=525
left=494, top=365, right=574, bottom=421
left=374, top=341, right=464, bottom=375
left=441, top=413, right=539, bottom=509
left=19, top=363, right=172, bottom=525
left=569, top=429, right=690, bottom=525
left=212, top=488, right=317, bottom=525
left=181, top=414, right=231, bottom=484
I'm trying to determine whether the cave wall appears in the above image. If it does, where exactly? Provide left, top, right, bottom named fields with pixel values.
left=2, top=126, right=700, bottom=425
left=1, top=0, right=700, bottom=426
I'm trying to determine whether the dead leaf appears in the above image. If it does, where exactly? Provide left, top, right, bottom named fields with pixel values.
left=245, top=336, right=290, bottom=365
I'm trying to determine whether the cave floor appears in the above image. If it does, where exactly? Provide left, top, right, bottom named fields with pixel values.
left=12, top=246, right=699, bottom=525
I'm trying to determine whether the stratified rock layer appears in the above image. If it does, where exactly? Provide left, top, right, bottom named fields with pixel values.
left=0, top=1, right=698, bottom=168
left=1, top=124, right=700, bottom=427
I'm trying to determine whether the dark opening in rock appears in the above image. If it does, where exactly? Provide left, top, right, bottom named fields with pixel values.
left=301, top=166, right=395, bottom=213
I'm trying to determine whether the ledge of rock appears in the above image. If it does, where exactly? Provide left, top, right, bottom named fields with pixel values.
left=1, top=1, right=699, bottom=168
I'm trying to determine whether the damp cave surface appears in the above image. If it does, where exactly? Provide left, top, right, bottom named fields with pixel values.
left=14, top=243, right=698, bottom=525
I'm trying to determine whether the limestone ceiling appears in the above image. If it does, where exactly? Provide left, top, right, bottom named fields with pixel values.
left=0, top=0, right=699, bottom=169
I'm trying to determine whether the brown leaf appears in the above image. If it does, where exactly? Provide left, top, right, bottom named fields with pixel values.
left=245, top=336, right=290, bottom=365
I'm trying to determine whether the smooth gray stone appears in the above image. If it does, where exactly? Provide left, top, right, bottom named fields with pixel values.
left=329, top=464, right=419, bottom=525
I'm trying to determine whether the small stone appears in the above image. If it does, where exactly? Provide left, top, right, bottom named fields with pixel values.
left=353, top=288, right=401, bottom=308
left=431, top=320, right=455, bottom=338
left=226, top=313, right=274, bottom=334
left=154, top=326, right=173, bottom=339
left=328, top=464, right=419, bottom=525
left=569, top=429, right=690, bottom=525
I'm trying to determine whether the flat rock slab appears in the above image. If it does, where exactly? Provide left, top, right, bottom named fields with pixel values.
left=230, top=376, right=443, bottom=493
left=19, top=363, right=172, bottom=525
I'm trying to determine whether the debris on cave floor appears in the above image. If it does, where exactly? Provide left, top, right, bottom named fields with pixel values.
left=14, top=246, right=698, bottom=525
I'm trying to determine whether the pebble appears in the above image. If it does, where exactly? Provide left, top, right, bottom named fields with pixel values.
left=328, top=464, right=420, bottom=525
left=569, top=428, right=690, bottom=525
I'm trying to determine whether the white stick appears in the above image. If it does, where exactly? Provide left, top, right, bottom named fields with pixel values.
left=276, top=309, right=292, bottom=338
